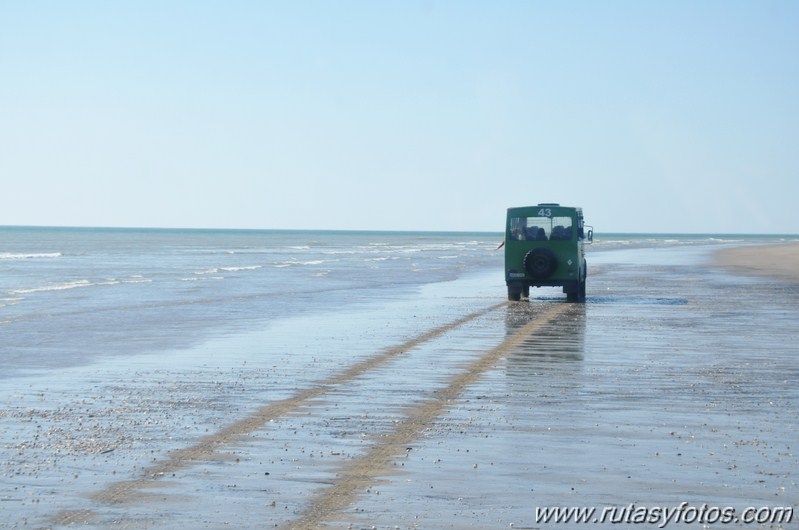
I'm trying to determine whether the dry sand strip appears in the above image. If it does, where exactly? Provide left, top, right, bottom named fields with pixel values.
left=53, top=301, right=507, bottom=526
left=288, top=302, right=572, bottom=530
left=714, top=242, right=799, bottom=283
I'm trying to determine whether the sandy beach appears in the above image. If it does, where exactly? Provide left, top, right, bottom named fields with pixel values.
left=714, top=242, right=799, bottom=283
left=2, top=241, right=798, bottom=529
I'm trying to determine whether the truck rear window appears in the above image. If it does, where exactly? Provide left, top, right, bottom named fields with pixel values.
left=509, top=216, right=573, bottom=241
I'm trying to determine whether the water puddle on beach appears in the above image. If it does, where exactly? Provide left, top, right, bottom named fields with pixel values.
left=2, top=247, right=798, bottom=529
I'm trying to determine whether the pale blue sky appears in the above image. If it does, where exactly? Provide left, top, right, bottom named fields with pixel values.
left=2, top=1, right=797, bottom=233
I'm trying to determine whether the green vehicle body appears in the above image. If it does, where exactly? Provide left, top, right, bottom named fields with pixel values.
left=504, top=203, right=592, bottom=302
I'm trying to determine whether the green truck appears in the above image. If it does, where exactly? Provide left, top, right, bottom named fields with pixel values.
left=504, top=204, right=592, bottom=302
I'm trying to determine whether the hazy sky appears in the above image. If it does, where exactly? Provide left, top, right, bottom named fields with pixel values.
left=2, top=1, right=797, bottom=233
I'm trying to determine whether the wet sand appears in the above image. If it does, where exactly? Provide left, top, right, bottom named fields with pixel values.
left=2, top=244, right=798, bottom=529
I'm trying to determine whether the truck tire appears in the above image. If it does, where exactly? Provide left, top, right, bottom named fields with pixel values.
left=580, top=261, right=587, bottom=301
left=569, top=265, right=586, bottom=303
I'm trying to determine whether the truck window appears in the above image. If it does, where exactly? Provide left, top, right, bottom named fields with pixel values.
left=509, top=216, right=573, bottom=241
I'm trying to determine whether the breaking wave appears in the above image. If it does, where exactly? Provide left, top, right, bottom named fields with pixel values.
left=0, top=252, right=62, bottom=260
left=8, top=277, right=151, bottom=295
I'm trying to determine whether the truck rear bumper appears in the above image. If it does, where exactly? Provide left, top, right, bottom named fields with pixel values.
left=506, top=279, right=580, bottom=293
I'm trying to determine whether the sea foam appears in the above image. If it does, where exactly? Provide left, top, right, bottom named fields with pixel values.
left=0, top=252, right=62, bottom=260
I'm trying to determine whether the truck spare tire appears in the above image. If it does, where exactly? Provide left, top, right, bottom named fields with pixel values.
left=524, top=248, right=558, bottom=278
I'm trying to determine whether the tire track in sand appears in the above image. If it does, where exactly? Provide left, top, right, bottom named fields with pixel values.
left=289, top=302, right=571, bottom=529
left=53, top=301, right=506, bottom=526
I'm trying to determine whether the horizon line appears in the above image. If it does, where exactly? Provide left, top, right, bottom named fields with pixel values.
left=1, top=224, right=798, bottom=238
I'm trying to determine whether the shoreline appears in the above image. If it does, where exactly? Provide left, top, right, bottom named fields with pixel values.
left=713, top=242, right=799, bottom=283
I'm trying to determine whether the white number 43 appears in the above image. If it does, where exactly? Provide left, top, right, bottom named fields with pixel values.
left=537, top=208, right=552, bottom=217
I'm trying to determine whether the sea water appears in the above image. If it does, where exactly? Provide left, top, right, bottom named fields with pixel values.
left=1, top=227, right=505, bottom=375
left=1, top=226, right=794, bottom=378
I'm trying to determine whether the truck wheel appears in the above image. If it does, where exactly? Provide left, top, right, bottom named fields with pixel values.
left=508, top=284, right=522, bottom=301
left=523, top=248, right=558, bottom=278
left=522, top=285, right=530, bottom=298
left=579, top=261, right=587, bottom=301
left=567, top=291, right=577, bottom=302
left=570, top=269, right=586, bottom=303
